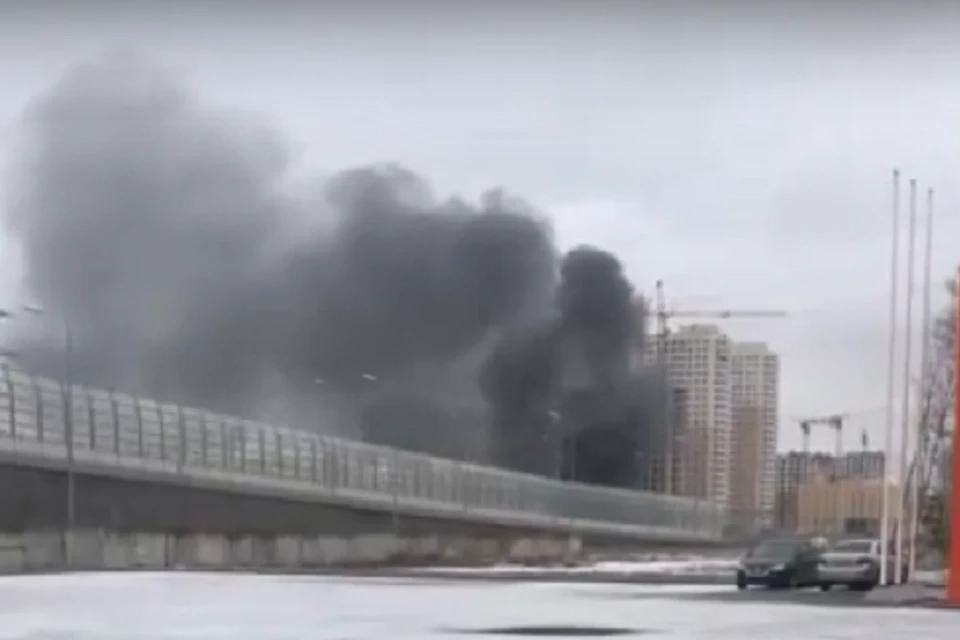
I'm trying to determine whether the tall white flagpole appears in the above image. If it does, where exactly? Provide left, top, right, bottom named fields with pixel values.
left=880, top=169, right=901, bottom=586
left=908, top=187, right=934, bottom=579
left=895, top=178, right=918, bottom=584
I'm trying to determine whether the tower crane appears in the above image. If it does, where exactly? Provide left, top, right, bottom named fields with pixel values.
left=798, top=413, right=847, bottom=459
left=643, top=279, right=789, bottom=362
left=796, top=413, right=847, bottom=535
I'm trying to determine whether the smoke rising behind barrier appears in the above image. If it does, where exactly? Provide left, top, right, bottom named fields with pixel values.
left=2, top=51, right=670, bottom=487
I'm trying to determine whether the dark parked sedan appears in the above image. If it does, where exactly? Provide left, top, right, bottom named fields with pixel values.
left=736, top=539, right=822, bottom=590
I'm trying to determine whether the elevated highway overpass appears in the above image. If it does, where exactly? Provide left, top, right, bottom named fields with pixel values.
left=0, top=363, right=729, bottom=572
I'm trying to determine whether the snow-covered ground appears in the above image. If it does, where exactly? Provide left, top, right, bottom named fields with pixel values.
left=421, top=555, right=741, bottom=576
left=419, top=557, right=946, bottom=583
left=0, top=572, right=955, bottom=639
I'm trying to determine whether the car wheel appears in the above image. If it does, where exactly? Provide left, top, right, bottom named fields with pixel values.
left=736, top=580, right=747, bottom=591
left=820, top=583, right=831, bottom=592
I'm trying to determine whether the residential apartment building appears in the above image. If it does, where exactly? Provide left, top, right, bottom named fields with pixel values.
left=636, top=383, right=693, bottom=496
left=667, top=386, right=690, bottom=496
left=646, top=325, right=734, bottom=506
left=834, top=451, right=886, bottom=480
left=730, top=342, right=780, bottom=528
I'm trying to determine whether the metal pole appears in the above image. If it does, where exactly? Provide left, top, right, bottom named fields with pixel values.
left=391, top=446, right=400, bottom=536
left=909, top=188, right=934, bottom=579
left=63, top=320, right=75, bottom=567
left=547, top=409, right=562, bottom=480
left=895, top=178, right=918, bottom=584
left=833, top=417, right=843, bottom=536
left=12, top=304, right=75, bottom=566
left=880, top=169, right=901, bottom=587
left=570, top=431, right=577, bottom=483
left=354, top=373, right=400, bottom=535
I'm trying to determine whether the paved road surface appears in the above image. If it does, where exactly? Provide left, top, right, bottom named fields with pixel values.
left=0, top=573, right=956, bottom=639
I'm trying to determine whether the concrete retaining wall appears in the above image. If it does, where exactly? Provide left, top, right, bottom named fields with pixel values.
left=0, top=530, right=582, bottom=574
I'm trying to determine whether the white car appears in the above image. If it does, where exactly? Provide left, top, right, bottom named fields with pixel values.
left=817, top=538, right=908, bottom=591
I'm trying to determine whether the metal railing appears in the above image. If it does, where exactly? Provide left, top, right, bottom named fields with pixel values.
left=0, top=363, right=726, bottom=540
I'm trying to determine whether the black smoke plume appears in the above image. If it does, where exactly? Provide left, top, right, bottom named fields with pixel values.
left=2, top=51, right=669, bottom=486
left=481, top=247, right=666, bottom=487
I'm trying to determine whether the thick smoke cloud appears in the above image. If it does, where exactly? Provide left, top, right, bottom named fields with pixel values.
left=2, top=51, right=668, bottom=486
left=481, top=247, right=666, bottom=486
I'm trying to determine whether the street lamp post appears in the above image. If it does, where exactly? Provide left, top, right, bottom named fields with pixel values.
left=362, top=374, right=402, bottom=536
left=4, top=304, right=75, bottom=566
left=0, top=309, right=13, bottom=360
left=62, top=322, right=74, bottom=566
left=315, top=373, right=400, bottom=535
left=547, top=410, right=562, bottom=480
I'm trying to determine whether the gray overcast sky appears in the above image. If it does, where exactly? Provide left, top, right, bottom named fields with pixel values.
left=1, top=1, right=958, bottom=452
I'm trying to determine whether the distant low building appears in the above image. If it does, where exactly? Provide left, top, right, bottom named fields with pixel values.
left=796, top=476, right=900, bottom=537
left=774, top=450, right=887, bottom=531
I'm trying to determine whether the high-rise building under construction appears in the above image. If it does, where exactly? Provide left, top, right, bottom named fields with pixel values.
left=646, top=324, right=733, bottom=506
left=644, top=325, right=780, bottom=521
left=730, top=342, right=780, bottom=527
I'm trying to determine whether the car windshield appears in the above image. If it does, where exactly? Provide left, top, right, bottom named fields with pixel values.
left=831, top=540, right=874, bottom=554
left=747, top=540, right=799, bottom=559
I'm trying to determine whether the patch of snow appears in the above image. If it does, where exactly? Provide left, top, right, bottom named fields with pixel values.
left=588, top=559, right=740, bottom=574
left=419, top=556, right=740, bottom=576
left=914, top=569, right=946, bottom=586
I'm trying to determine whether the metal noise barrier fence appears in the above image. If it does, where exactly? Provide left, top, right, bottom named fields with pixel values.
left=0, top=363, right=726, bottom=542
